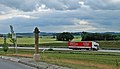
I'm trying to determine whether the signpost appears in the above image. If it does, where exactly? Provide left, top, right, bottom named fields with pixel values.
left=33, top=27, right=40, bottom=61
left=9, top=25, right=17, bottom=54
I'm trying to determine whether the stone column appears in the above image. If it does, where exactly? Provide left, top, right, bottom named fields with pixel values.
left=33, top=27, right=40, bottom=61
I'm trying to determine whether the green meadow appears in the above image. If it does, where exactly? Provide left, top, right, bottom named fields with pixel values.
left=0, top=49, right=120, bottom=69
left=0, top=36, right=120, bottom=49
left=42, top=51, right=120, bottom=69
left=0, top=36, right=120, bottom=69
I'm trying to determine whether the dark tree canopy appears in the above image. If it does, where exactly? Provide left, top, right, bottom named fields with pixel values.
left=0, top=34, right=3, bottom=37
left=81, top=32, right=119, bottom=41
left=56, top=32, right=74, bottom=41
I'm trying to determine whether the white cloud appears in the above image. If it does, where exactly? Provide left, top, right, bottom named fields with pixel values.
left=35, top=4, right=52, bottom=12
left=0, top=14, right=36, bottom=20
left=65, top=25, right=97, bottom=32
left=0, top=11, right=6, bottom=14
left=70, top=18, right=97, bottom=32
left=0, top=0, right=120, bottom=33
left=79, top=1, right=90, bottom=9
left=41, top=25, right=97, bottom=33
left=0, top=9, right=37, bottom=20
left=79, top=1, right=84, bottom=6
left=109, top=0, right=120, bottom=3
left=72, top=18, right=89, bottom=25
left=85, top=0, right=120, bottom=10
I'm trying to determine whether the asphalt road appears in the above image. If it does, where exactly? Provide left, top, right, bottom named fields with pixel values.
left=0, top=58, right=36, bottom=69
left=0, top=47, right=120, bottom=53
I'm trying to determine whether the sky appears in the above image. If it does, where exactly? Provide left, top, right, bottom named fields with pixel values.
left=0, top=0, right=120, bottom=33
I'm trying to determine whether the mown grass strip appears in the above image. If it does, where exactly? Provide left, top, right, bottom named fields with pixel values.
left=0, top=49, right=120, bottom=69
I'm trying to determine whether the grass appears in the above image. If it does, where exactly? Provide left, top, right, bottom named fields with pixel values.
left=41, top=51, right=120, bottom=69
left=0, top=36, right=120, bottom=69
left=97, top=41, right=120, bottom=49
left=0, top=36, right=66, bottom=44
left=0, top=36, right=120, bottom=49
left=0, top=36, right=68, bottom=47
left=0, top=49, right=120, bottom=69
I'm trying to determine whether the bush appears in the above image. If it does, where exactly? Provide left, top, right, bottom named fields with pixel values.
left=2, top=43, right=8, bottom=52
left=2, top=35, right=9, bottom=52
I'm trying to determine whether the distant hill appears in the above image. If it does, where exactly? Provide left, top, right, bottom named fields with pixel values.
left=104, top=32, right=120, bottom=34
left=16, top=33, right=33, bottom=37
left=16, top=32, right=56, bottom=37
left=0, top=32, right=120, bottom=38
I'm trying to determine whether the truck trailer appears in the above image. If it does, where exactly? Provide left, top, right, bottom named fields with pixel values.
left=68, top=41, right=99, bottom=51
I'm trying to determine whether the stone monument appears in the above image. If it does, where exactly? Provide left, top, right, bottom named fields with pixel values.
left=33, top=27, right=40, bottom=61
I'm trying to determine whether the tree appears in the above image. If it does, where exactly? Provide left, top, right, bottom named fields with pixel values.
left=81, top=31, right=88, bottom=41
left=56, top=32, right=74, bottom=41
left=0, top=34, right=3, bottom=37
left=2, top=35, right=8, bottom=52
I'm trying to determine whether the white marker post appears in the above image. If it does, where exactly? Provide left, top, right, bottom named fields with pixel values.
left=12, top=33, right=17, bottom=54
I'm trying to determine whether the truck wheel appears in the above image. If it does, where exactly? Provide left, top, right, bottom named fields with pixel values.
left=86, top=48, right=89, bottom=50
left=72, top=49, right=76, bottom=50
left=92, top=48, right=98, bottom=51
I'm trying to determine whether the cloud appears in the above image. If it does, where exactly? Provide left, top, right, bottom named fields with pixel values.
left=85, top=0, right=120, bottom=10
left=72, top=18, right=90, bottom=25
left=0, top=9, right=37, bottom=20
left=79, top=1, right=90, bottom=9
left=0, top=0, right=85, bottom=11
left=1, top=0, right=120, bottom=11
left=35, top=4, right=52, bottom=12
left=39, top=24, right=97, bottom=33
left=0, top=0, right=39, bottom=11
left=109, top=0, right=120, bottom=3
left=0, top=0, right=120, bottom=33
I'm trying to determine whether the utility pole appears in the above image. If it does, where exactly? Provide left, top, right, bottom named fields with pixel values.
left=33, top=27, right=40, bottom=61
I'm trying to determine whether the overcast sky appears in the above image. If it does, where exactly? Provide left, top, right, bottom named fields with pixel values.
left=0, top=0, right=120, bottom=33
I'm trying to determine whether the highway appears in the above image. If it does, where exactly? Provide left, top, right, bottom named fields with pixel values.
left=0, top=47, right=120, bottom=53
left=0, top=58, right=36, bottom=69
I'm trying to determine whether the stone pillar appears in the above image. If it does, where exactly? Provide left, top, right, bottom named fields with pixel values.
left=33, top=27, right=40, bottom=61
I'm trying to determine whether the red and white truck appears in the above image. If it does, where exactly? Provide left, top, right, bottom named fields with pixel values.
left=68, top=41, right=99, bottom=51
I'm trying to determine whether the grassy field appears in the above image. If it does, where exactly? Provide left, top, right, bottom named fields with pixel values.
left=0, top=36, right=66, bottom=44
left=97, top=41, right=120, bottom=49
left=0, top=36, right=120, bottom=49
left=43, top=51, right=120, bottom=69
left=0, top=36, right=120, bottom=69
left=0, top=49, right=120, bottom=69
left=0, top=36, right=68, bottom=47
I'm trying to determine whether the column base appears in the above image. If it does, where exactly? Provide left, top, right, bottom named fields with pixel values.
left=33, top=54, right=40, bottom=61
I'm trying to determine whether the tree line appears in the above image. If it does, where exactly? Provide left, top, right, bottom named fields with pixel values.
left=0, top=32, right=120, bottom=41
left=56, top=32, right=120, bottom=41
left=81, top=32, right=120, bottom=41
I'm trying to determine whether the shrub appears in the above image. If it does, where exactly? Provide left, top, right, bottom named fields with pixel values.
left=2, top=43, right=8, bottom=52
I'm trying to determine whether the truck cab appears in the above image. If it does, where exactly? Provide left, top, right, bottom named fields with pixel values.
left=92, top=41, right=99, bottom=51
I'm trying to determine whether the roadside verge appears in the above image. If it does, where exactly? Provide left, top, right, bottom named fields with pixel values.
left=0, top=56, right=71, bottom=69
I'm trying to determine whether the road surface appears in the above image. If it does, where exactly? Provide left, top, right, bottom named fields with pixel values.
left=0, top=47, right=120, bottom=53
left=0, top=58, right=36, bottom=69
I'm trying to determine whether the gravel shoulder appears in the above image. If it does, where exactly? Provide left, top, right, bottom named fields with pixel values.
left=0, top=56, right=71, bottom=69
